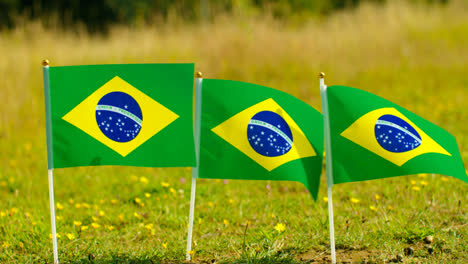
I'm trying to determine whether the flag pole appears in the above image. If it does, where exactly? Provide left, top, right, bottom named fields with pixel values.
left=48, top=169, right=59, bottom=264
left=319, top=72, right=336, bottom=264
left=42, top=59, right=59, bottom=264
left=186, top=71, right=203, bottom=261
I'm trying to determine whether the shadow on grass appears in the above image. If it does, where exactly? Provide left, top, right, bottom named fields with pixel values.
left=73, top=253, right=167, bottom=264
left=222, top=255, right=302, bottom=264
left=72, top=254, right=300, bottom=264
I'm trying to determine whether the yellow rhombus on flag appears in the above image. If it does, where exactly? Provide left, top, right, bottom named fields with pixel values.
left=63, top=76, right=179, bottom=157
left=211, top=98, right=316, bottom=171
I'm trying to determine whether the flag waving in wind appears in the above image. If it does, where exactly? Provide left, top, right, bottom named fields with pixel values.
left=198, top=79, right=323, bottom=198
left=44, top=64, right=196, bottom=169
left=325, top=85, right=468, bottom=184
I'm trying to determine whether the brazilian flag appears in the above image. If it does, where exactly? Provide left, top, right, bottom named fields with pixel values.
left=198, top=79, right=323, bottom=199
left=326, top=85, right=468, bottom=184
left=43, top=64, right=196, bottom=169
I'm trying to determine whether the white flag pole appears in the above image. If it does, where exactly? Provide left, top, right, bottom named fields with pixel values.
left=48, top=169, right=59, bottom=264
left=186, top=72, right=203, bottom=261
left=42, top=59, right=59, bottom=264
left=319, top=72, right=336, bottom=264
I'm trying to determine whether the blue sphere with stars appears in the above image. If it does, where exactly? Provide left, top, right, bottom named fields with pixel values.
left=374, top=114, right=421, bottom=153
left=95, top=91, right=143, bottom=143
left=247, top=111, right=293, bottom=157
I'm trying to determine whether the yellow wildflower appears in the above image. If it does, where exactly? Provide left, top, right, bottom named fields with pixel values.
left=92, top=216, right=99, bottom=222
left=2, top=241, right=10, bottom=248
left=81, top=225, right=89, bottom=231
left=68, top=199, right=74, bottom=204
left=99, top=210, right=105, bottom=217
left=223, top=219, right=229, bottom=226
left=100, top=199, right=105, bottom=204
left=208, top=202, right=214, bottom=208
left=32, top=222, right=37, bottom=226
left=145, top=193, right=151, bottom=198
left=75, top=203, right=82, bottom=209
left=410, top=180, right=417, bottom=185
left=323, top=197, right=328, bottom=202
left=91, top=223, right=100, bottom=229
left=10, top=208, right=18, bottom=214
left=111, top=199, right=118, bottom=204
left=418, top=174, right=426, bottom=178
left=412, top=186, right=421, bottom=191
left=162, top=243, right=167, bottom=249
left=66, top=233, right=75, bottom=240
left=56, top=216, right=63, bottom=221
left=270, top=213, right=275, bottom=218
left=369, top=206, right=377, bottom=211
left=135, top=198, right=142, bottom=204
left=274, top=223, right=286, bottom=233
left=441, top=177, right=449, bottom=182
left=144, top=224, right=154, bottom=230
left=228, top=199, right=235, bottom=204
left=56, top=203, right=64, bottom=210
left=0, top=181, right=6, bottom=187
left=388, top=205, right=394, bottom=210
left=8, top=177, right=14, bottom=183
left=188, top=250, right=194, bottom=256
left=140, top=177, right=149, bottom=184
left=169, top=188, right=176, bottom=194
left=130, top=175, right=138, bottom=181
left=420, top=181, right=428, bottom=186
left=375, top=194, right=381, bottom=200
left=198, top=218, right=202, bottom=224
left=118, top=214, right=124, bottom=221
left=73, top=221, right=82, bottom=227
left=82, top=203, right=90, bottom=208
left=134, top=212, right=142, bottom=219
left=350, top=198, right=360, bottom=204
left=161, top=182, right=170, bottom=188
left=0, top=211, right=6, bottom=217
left=107, top=225, right=115, bottom=231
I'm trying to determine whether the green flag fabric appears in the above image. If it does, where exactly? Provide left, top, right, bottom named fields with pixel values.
left=198, top=79, right=324, bottom=199
left=326, top=85, right=468, bottom=184
left=43, top=64, right=196, bottom=169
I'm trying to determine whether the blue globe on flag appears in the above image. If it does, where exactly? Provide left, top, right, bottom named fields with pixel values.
left=96, top=91, right=143, bottom=143
left=247, top=111, right=293, bottom=157
left=375, top=114, right=421, bottom=153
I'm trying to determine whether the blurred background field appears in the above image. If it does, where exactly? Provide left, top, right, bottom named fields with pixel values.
left=0, top=0, right=467, bottom=263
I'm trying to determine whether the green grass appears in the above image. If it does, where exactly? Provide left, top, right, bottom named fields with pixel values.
left=0, top=1, right=467, bottom=263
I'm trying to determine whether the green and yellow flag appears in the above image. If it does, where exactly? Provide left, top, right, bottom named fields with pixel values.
left=325, top=85, right=468, bottom=184
left=198, top=79, right=323, bottom=198
left=43, top=64, right=196, bottom=169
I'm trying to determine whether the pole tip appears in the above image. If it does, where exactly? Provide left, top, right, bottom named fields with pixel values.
left=319, top=72, right=325, bottom=79
left=42, top=59, right=50, bottom=66
left=195, top=72, right=203, bottom=78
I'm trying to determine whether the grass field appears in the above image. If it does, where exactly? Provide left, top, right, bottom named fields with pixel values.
left=0, top=0, right=467, bottom=263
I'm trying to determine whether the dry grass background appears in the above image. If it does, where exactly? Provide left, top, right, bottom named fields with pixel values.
left=0, top=0, right=467, bottom=263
